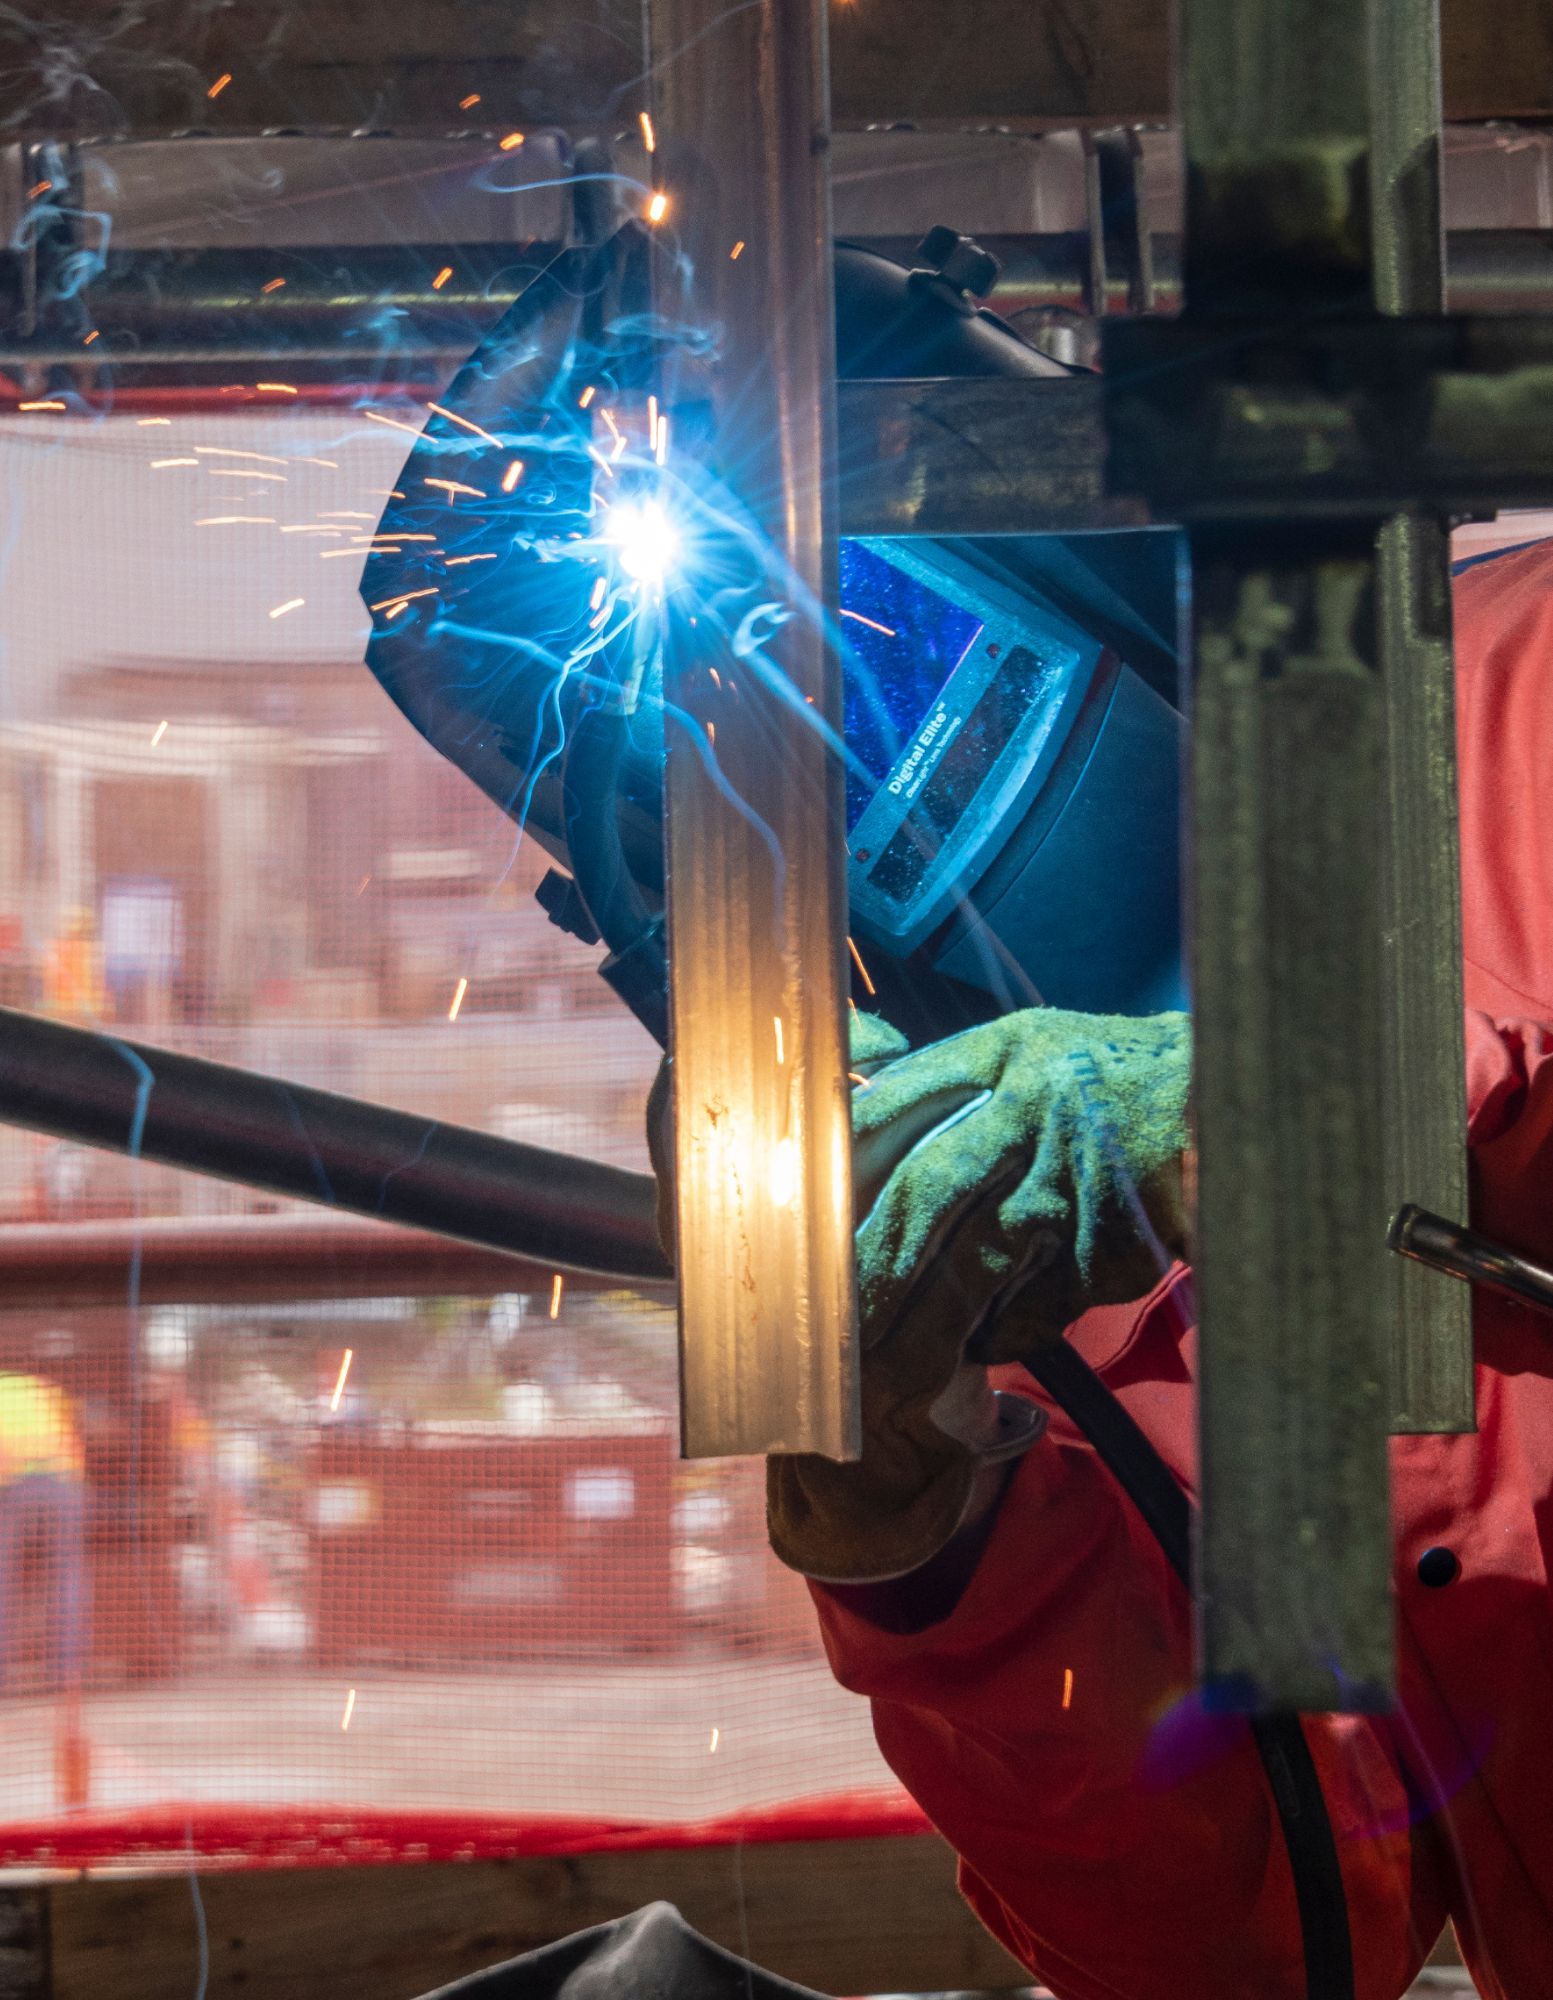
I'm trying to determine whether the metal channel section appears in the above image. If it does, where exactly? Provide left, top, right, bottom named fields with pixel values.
left=646, top=0, right=859, bottom=1458
left=1174, top=0, right=1394, bottom=1710
left=1370, top=0, right=1475, bottom=1435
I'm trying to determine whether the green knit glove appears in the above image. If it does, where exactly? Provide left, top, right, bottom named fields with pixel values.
left=767, top=1007, right=1192, bottom=1581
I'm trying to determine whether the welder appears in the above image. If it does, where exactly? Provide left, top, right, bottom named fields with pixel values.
left=731, top=538, right=1553, bottom=2000
left=362, top=228, right=1553, bottom=1998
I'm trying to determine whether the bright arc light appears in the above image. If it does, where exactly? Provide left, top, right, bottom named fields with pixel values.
left=604, top=497, right=680, bottom=586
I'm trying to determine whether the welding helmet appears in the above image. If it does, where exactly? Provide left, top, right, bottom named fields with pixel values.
left=362, top=224, right=1184, bottom=1049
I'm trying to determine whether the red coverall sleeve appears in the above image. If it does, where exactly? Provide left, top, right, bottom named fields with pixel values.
left=811, top=1418, right=1441, bottom=2000
left=808, top=1003, right=1553, bottom=1999
left=803, top=542, right=1553, bottom=1998
left=1465, top=1009, right=1553, bottom=1264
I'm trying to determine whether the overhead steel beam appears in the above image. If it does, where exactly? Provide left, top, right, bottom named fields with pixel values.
left=0, top=0, right=1547, bottom=137
left=5, top=231, right=1552, bottom=386
left=649, top=0, right=858, bottom=1459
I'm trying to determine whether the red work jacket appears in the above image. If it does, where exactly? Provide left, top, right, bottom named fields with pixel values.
left=811, top=538, right=1553, bottom=2000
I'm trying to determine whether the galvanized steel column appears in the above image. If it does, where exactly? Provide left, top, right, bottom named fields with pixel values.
left=1181, top=0, right=1393, bottom=1708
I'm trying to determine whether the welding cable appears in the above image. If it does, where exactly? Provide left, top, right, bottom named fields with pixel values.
left=1021, top=1338, right=1355, bottom=2000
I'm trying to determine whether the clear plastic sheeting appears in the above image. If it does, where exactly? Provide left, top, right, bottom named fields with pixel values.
left=0, top=408, right=903, bottom=1866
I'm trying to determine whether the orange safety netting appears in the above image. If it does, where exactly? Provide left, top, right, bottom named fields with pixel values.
left=0, top=408, right=912, bottom=1869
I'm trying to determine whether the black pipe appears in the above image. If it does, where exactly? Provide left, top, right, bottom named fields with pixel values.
left=0, top=1006, right=670, bottom=1284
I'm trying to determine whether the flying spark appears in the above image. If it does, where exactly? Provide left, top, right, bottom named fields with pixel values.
left=432, top=266, right=453, bottom=290
left=194, top=447, right=289, bottom=464
left=363, top=409, right=424, bottom=437
left=578, top=384, right=596, bottom=409
left=357, top=875, right=371, bottom=895
left=195, top=516, right=276, bottom=526
left=647, top=191, right=669, bottom=223
left=499, top=131, right=525, bottom=151
left=448, top=976, right=468, bottom=1021
left=459, top=93, right=481, bottom=109
left=427, top=403, right=502, bottom=448
left=1062, top=1667, right=1074, bottom=1710
left=149, top=720, right=168, bottom=747
left=841, top=608, right=897, bottom=637
left=20, top=400, right=65, bottom=412
left=639, top=111, right=656, bottom=152
left=255, top=381, right=297, bottom=394
left=444, top=552, right=497, bottom=567
left=550, top=1273, right=564, bottom=1320
left=424, top=476, right=484, bottom=499
left=847, top=936, right=877, bottom=995
left=260, top=276, right=286, bottom=294
left=209, top=468, right=287, bottom=481
left=340, top=1688, right=356, bottom=1731
left=26, top=180, right=52, bottom=199
left=150, top=458, right=197, bottom=469
left=708, top=1727, right=720, bottom=1753
left=268, top=598, right=305, bottom=619
left=330, top=1348, right=354, bottom=1411
left=207, top=72, right=232, bottom=98
left=136, top=417, right=171, bottom=426
left=730, top=240, right=745, bottom=259
left=774, top=1015, right=785, bottom=1065
left=501, top=460, right=524, bottom=492
left=82, top=330, right=99, bottom=346
left=369, top=586, right=437, bottom=611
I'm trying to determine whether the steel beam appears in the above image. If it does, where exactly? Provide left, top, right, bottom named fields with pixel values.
left=1187, top=535, right=1393, bottom=1711
left=648, top=0, right=858, bottom=1459
left=1370, top=0, right=1474, bottom=1435
left=6, top=231, right=1553, bottom=382
left=1174, top=0, right=1393, bottom=1711
left=0, top=0, right=1547, bottom=138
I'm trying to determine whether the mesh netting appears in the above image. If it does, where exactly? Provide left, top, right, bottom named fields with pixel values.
left=0, top=407, right=910, bottom=1868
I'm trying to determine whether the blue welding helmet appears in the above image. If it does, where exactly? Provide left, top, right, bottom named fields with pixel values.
left=362, top=226, right=1185, bottom=1048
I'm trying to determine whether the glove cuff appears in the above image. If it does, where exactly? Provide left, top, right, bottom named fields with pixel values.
left=767, top=1391, right=1046, bottom=1584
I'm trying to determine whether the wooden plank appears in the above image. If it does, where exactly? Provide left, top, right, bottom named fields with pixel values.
left=0, top=0, right=1547, bottom=138
left=47, top=1835, right=1027, bottom=1999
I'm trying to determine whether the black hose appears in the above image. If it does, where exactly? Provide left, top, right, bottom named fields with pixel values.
left=1023, top=1340, right=1355, bottom=2000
